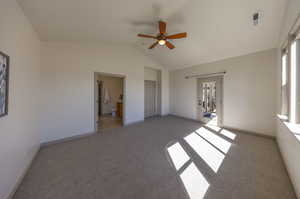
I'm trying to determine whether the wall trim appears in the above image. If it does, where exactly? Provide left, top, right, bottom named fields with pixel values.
left=41, top=132, right=97, bottom=148
left=42, top=118, right=149, bottom=148
left=169, top=114, right=275, bottom=139
left=8, top=146, right=40, bottom=199
left=124, top=119, right=145, bottom=126
left=168, top=114, right=202, bottom=123
left=221, top=125, right=275, bottom=140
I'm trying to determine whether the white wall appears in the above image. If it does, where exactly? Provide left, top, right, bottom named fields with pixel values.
left=170, top=49, right=277, bottom=136
left=277, top=119, right=300, bottom=197
left=276, top=0, right=300, bottom=197
left=161, top=70, right=170, bottom=116
left=278, top=0, right=300, bottom=46
left=0, top=0, right=41, bottom=198
left=144, top=67, right=158, bottom=81
left=40, top=42, right=169, bottom=143
left=98, top=75, right=123, bottom=115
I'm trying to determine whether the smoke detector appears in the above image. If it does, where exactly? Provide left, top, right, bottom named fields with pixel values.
left=253, top=11, right=262, bottom=26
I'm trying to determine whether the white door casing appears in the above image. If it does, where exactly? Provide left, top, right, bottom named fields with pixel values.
left=144, top=80, right=157, bottom=118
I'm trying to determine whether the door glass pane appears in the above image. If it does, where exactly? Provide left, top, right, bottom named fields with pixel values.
left=281, top=54, right=288, bottom=116
left=201, top=81, right=217, bottom=125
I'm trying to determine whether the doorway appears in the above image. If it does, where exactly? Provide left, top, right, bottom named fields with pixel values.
left=144, top=80, right=157, bottom=118
left=144, top=67, right=162, bottom=118
left=94, top=73, right=125, bottom=132
left=197, top=76, right=223, bottom=126
left=98, top=81, right=103, bottom=116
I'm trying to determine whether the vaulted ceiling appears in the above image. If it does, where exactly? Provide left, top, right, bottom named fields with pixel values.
left=18, top=0, right=287, bottom=70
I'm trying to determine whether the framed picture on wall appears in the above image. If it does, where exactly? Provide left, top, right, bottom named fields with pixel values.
left=0, top=51, right=9, bottom=117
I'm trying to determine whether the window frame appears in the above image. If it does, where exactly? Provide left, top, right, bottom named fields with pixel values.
left=280, top=49, right=289, bottom=117
left=281, top=30, right=300, bottom=124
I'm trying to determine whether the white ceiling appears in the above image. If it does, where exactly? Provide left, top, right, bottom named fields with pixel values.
left=17, top=0, right=287, bottom=70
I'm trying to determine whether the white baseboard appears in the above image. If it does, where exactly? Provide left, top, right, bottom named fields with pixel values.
left=168, top=114, right=202, bottom=123
left=124, top=119, right=144, bottom=126
left=7, top=146, right=40, bottom=199
left=215, top=125, right=275, bottom=139
left=169, top=114, right=275, bottom=139
left=41, top=132, right=97, bottom=147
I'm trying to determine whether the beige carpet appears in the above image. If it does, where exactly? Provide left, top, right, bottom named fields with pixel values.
left=13, top=116, right=296, bottom=199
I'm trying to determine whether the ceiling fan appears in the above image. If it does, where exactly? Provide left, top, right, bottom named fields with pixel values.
left=137, top=21, right=187, bottom=49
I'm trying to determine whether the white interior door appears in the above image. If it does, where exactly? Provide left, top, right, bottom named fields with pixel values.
left=144, top=80, right=157, bottom=118
left=197, top=76, right=223, bottom=126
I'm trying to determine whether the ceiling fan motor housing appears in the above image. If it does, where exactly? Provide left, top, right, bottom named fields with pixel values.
left=157, top=34, right=166, bottom=40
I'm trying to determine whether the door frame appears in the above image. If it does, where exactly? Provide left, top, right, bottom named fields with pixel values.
left=144, top=67, right=162, bottom=117
left=94, top=72, right=126, bottom=132
left=197, top=76, right=224, bottom=126
left=144, top=80, right=157, bottom=118
left=97, top=80, right=103, bottom=116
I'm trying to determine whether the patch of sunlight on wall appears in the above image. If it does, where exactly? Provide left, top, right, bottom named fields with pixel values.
left=167, top=142, right=190, bottom=170
left=180, top=162, right=210, bottom=199
left=185, top=132, right=225, bottom=172
left=220, top=129, right=236, bottom=140
left=196, top=128, right=232, bottom=154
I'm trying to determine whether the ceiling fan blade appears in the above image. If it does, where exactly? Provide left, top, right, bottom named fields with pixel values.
left=149, top=41, right=159, bottom=49
left=137, top=34, right=157, bottom=39
left=165, top=41, right=175, bottom=49
left=166, top=32, right=187, bottom=39
left=159, top=21, right=166, bottom=34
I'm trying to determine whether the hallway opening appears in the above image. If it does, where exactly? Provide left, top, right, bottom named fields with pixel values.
left=94, top=72, right=125, bottom=132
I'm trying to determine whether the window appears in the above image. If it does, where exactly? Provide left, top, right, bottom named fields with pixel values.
left=281, top=51, right=288, bottom=116
left=290, top=38, right=300, bottom=123
left=281, top=31, right=300, bottom=124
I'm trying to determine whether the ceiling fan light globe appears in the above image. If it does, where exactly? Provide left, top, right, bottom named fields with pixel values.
left=158, top=40, right=166, bottom=46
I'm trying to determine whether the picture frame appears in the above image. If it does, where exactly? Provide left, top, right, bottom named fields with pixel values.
left=0, top=51, right=9, bottom=117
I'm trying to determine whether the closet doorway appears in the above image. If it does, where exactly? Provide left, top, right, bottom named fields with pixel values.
left=144, top=80, right=157, bottom=117
left=94, top=72, right=125, bottom=132
left=144, top=67, right=162, bottom=118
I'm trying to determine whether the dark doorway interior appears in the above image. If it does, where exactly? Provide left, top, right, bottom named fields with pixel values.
left=97, top=80, right=103, bottom=116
